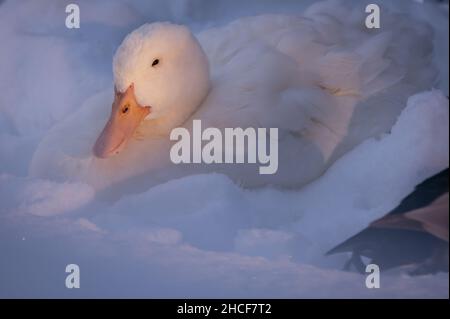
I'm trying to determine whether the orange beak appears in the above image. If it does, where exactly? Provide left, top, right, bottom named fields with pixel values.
left=93, top=83, right=150, bottom=158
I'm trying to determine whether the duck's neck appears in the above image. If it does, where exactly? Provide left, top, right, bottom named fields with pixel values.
left=142, top=86, right=210, bottom=136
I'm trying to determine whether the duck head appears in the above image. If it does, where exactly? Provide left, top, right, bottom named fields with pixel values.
left=94, top=22, right=210, bottom=158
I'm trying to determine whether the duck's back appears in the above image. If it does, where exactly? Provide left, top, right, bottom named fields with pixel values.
left=193, top=1, right=436, bottom=187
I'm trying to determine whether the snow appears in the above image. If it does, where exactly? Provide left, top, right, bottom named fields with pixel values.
left=0, top=175, right=94, bottom=217
left=0, top=0, right=448, bottom=298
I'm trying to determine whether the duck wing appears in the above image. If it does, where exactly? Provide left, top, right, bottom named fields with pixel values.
left=327, top=169, right=449, bottom=273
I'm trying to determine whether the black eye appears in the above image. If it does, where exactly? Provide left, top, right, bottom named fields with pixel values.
left=122, top=105, right=130, bottom=114
left=152, top=59, right=159, bottom=67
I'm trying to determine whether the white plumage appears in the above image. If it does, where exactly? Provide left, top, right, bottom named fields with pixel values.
left=30, top=1, right=437, bottom=194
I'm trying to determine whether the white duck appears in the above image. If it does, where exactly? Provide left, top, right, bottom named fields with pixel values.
left=30, top=1, right=436, bottom=194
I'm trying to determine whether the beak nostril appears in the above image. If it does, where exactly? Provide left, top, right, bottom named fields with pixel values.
left=122, top=104, right=130, bottom=114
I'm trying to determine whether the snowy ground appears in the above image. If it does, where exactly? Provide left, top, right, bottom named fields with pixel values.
left=0, top=0, right=449, bottom=298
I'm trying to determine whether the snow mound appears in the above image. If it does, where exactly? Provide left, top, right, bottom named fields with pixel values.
left=1, top=90, right=448, bottom=298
